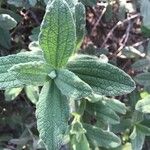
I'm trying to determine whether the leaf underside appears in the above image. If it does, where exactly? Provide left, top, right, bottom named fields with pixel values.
left=36, top=81, right=69, bottom=150
left=55, top=69, right=92, bottom=100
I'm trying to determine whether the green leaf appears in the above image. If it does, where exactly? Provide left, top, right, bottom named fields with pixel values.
left=84, top=124, right=121, bottom=149
left=130, top=126, right=145, bottom=150
left=111, top=119, right=132, bottom=134
left=25, top=85, right=39, bottom=104
left=0, top=14, right=17, bottom=30
left=7, top=0, right=24, bottom=7
left=4, top=87, right=23, bottom=101
left=0, top=27, right=11, bottom=49
left=132, top=111, right=144, bottom=124
left=0, top=53, right=43, bottom=89
left=141, top=25, right=150, bottom=37
left=136, top=124, right=150, bottom=136
left=39, top=0, right=76, bottom=67
left=36, top=81, right=69, bottom=150
left=86, top=101, right=120, bottom=124
left=75, top=2, right=86, bottom=49
left=67, top=56, right=135, bottom=96
left=88, top=94, right=126, bottom=114
left=55, top=69, right=92, bottom=100
left=80, top=0, right=97, bottom=6
left=71, top=134, right=90, bottom=150
left=141, top=0, right=150, bottom=30
left=103, top=97, right=126, bottom=114
left=132, top=58, right=150, bottom=71
left=135, top=72, right=150, bottom=86
left=9, top=61, right=53, bottom=86
left=135, top=96, right=150, bottom=113
left=65, top=0, right=78, bottom=10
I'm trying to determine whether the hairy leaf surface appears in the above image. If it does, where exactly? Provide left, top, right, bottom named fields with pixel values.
left=88, top=94, right=126, bottom=114
left=39, top=0, right=76, bottom=67
left=71, top=134, right=90, bottom=150
left=130, top=126, right=145, bottom=150
left=9, top=61, right=53, bottom=86
left=86, top=101, right=120, bottom=124
left=55, top=69, right=92, bottom=100
left=67, top=57, right=135, bottom=96
left=84, top=124, right=121, bottom=148
left=135, top=96, right=150, bottom=114
left=36, top=81, right=69, bottom=150
left=0, top=53, right=43, bottom=89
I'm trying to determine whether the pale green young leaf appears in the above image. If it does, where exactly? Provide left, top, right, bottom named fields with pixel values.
left=4, top=87, right=23, bottom=101
left=71, top=134, right=90, bottom=150
left=25, top=86, right=39, bottom=104
left=84, top=124, right=121, bottom=149
left=67, top=57, right=135, bottom=96
left=86, top=101, right=120, bottom=124
left=0, top=53, right=43, bottom=89
left=36, top=81, right=69, bottom=150
left=135, top=96, right=150, bottom=113
left=55, top=69, right=92, bottom=100
left=39, top=0, right=76, bottom=67
left=130, top=126, right=145, bottom=150
left=9, top=61, right=53, bottom=86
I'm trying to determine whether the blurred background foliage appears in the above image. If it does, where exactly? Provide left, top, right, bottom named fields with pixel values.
left=0, top=0, right=150, bottom=149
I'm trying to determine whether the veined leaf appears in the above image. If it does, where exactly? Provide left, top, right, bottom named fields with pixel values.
left=65, top=0, right=78, bottom=10
left=9, top=61, right=53, bottom=86
left=39, top=0, right=76, bottom=67
left=55, top=69, right=92, bottom=100
left=75, top=2, right=86, bottom=49
left=88, top=94, right=126, bottom=114
left=135, top=96, right=150, bottom=113
left=130, top=126, right=145, bottom=150
left=84, top=124, right=121, bottom=149
left=136, top=124, right=150, bottom=136
left=135, top=72, right=150, bottom=86
left=43, top=0, right=78, bottom=9
left=36, top=81, right=69, bottom=150
left=71, top=134, right=90, bottom=150
left=0, top=53, right=43, bottom=89
left=86, top=101, right=120, bottom=124
left=67, top=57, right=135, bottom=96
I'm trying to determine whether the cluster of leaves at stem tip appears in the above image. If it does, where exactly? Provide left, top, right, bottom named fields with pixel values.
left=0, top=0, right=137, bottom=150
